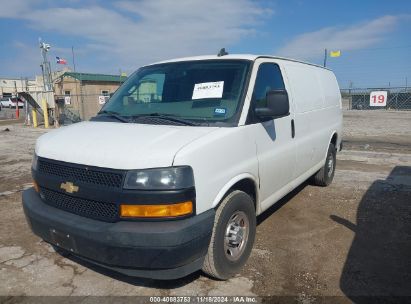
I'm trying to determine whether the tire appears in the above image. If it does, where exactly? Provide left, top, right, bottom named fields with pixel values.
left=311, top=143, right=336, bottom=186
left=202, top=190, right=256, bottom=280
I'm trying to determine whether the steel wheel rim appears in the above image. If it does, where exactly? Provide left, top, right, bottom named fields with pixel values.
left=224, top=211, right=249, bottom=261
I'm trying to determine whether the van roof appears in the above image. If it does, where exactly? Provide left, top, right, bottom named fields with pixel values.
left=148, top=54, right=330, bottom=70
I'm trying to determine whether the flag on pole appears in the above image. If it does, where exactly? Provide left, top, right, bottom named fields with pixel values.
left=330, top=50, right=341, bottom=57
left=56, top=57, right=67, bottom=64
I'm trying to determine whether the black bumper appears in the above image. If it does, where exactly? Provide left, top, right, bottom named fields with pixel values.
left=22, top=188, right=214, bottom=279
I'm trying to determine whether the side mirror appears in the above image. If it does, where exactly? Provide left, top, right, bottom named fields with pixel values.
left=255, top=89, right=290, bottom=119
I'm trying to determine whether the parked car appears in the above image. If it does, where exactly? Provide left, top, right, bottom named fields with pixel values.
left=23, top=53, right=343, bottom=280
left=0, top=97, right=24, bottom=109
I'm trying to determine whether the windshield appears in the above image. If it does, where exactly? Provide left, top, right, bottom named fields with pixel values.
left=98, top=60, right=251, bottom=126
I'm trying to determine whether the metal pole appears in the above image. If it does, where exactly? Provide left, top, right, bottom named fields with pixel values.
left=32, top=109, right=38, bottom=128
left=40, top=63, right=46, bottom=92
left=349, top=81, right=353, bottom=110
left=323, top=49, right=327, bottom=67
left=40, top=42, right=52, bottom=92
left=395, top=91, right=398, bottom=110
left=72, top=46, right=76, bottom=72
left=42, top=97, right=49, bottom=129
left=78, top=75, right=85, bottom=120
left=14, top=81, right=19, bottom=119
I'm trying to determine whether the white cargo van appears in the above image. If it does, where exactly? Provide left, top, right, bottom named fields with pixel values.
left=23, top=54, right=342, bottom=280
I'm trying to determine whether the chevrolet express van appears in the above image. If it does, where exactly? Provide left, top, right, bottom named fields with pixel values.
left=23, top=54, right=342, bottom=280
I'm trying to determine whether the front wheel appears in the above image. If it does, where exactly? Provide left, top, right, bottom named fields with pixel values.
left=202, top=190, right=256, bottom=280
left=311, top=143, right=336, bottom=186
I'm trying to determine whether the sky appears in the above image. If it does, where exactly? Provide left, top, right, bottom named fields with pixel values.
left=0, top=0, right=410, bottom=88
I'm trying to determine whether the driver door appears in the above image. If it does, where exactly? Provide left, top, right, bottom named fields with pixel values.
left=248, top=60, right=297, bottom=213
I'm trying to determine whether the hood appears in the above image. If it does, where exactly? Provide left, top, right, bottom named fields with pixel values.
left=36, top=121, right=218, bottom=169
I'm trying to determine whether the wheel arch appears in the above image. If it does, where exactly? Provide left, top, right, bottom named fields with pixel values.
left=211, top=174, right=258, bottom=211
left=323, top=131, right=338, bottom=161
left=330, top=132, right=338, bottom=148
left=324, top=130, right=339, bottom=160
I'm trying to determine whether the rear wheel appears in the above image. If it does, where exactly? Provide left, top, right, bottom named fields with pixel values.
left=202, top=190, right=256, bottom=280
left=311, top=143, right=336, bottom=186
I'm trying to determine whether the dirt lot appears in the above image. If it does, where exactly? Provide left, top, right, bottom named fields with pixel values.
left=0, top=110, right=410, bottom=302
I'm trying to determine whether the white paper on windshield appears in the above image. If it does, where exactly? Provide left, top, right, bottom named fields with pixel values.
left=192, top=81, right=224, bottom=100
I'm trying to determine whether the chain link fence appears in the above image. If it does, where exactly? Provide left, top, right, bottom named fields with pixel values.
left=341, top=87, right=411, bottom=110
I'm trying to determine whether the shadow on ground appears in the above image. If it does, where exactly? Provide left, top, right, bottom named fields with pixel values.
left=331, top=166, right=411, bottom=303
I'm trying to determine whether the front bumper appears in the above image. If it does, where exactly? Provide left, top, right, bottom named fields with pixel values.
left=22, top=188, right=214, bottom=279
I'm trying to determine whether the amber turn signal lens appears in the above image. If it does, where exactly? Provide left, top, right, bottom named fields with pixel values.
left=120, top=201, right=193, bottom=218
left=33, top=180, right=39, bottom=193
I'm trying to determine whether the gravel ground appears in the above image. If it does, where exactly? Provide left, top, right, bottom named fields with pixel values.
left=0, top=110, right=410, bottom=302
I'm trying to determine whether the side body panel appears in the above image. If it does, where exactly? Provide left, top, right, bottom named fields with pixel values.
left=239, top=58, right=342, bottom=214
left=173, top=126, right=259, bottom=215
left=282, top=62, right=342, bottom=179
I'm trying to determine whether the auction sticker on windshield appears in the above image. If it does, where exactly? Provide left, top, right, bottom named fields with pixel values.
left=192, top=81, right=224, bottom=100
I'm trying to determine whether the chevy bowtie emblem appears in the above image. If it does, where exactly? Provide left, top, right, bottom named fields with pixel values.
left=60, top=182, right=79, bottom=194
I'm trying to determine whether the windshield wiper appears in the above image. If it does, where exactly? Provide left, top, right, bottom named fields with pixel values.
left=98, top=110, right=130, bottom=123
left=131, top=113, right=199, bottom=126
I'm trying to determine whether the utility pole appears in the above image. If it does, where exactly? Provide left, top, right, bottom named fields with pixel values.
left=406, top=77, right=408, bottom=91
left=323, top=49, right=327, bottom=67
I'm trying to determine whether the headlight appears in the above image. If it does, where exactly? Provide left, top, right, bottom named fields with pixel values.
left=124, top=166, right=194, bottom=190
left=32, top=153, right=39, bottom=171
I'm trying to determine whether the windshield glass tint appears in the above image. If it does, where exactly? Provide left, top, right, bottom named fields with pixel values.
left=101, top=60, right=250, bottom=125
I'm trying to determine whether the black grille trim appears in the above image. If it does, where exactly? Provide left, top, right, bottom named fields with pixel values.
left=38, top=158, right=124, bottom=189
left=40, top=187, right=119, bottom=222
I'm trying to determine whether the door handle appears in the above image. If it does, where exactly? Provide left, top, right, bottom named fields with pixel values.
left=291, top=119, right=295, bottom=138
